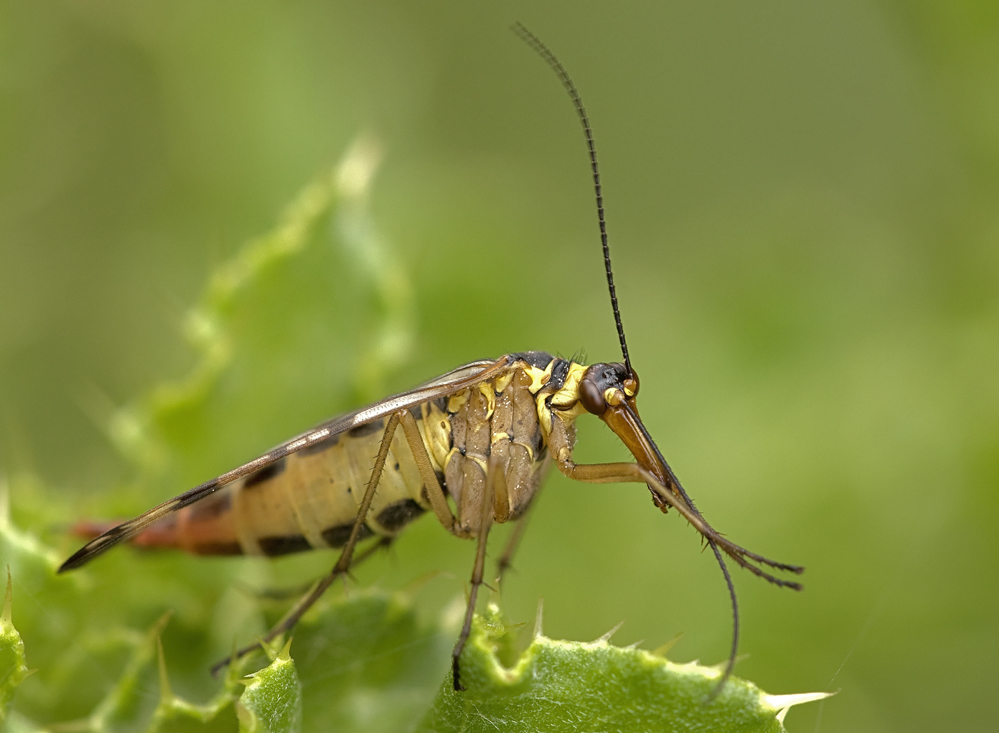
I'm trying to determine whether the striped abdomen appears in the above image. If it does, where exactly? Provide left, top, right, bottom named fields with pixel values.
left=97, top=417, right=433, bottom=557
left=85, top=357, right=556, bottom=557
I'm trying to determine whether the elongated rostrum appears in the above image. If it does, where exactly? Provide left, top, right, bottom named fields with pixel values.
left=61, top=24, right=803, bottom=695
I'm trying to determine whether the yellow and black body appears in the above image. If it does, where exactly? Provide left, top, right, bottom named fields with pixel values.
left=68, top=352, right=571, bottom=558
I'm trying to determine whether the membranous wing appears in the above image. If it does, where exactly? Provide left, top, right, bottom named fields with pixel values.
left=59, top=357, right=512, bottom=571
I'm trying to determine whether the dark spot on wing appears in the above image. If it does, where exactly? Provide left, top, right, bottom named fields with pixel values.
left=348, top=418, right=385, bottom=438
left=191, top=541, right=243, bottom=556
left=322, top=523, right=374, bottom=548
left=432, top=397, right=448, bottom=413
left=409, top=405, right=424, bottom=422
left=244, top=459, right=286, bottom=490
left=297, top=432, right=340, bottom=456
left=258, top=535, right=312, bottom=556
left=376, top=499, right=426, bottom=533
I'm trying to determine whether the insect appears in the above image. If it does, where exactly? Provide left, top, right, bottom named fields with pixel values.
left=60, top=24, right=803, bottom=694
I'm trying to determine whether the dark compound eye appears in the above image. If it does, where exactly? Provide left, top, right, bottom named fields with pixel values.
left=579, top=377, right=606, bottom=415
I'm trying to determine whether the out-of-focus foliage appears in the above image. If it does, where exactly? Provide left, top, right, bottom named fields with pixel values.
left=0, top=572, right=32, bottom=721
left=0, top=158, right=452, bottom=729
left=0, top=165, right=825, bottom=729
left=1, top=1, right=997, bottom=731
left=0, top=501, right=461, bottom=731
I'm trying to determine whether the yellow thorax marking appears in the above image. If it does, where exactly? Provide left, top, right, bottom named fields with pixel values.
left=447, top=390, right=469, bottom=414
left=524, top=361, right=554, bottom=394
left=425, top=401, right=452, bottom=471
left=494, top=370, right=515, bottom=395
left=478, top=383, right=496, bottom=419
left=536, top=361, right=588, bottom=436
left=550, top=362, right=588, bottom=410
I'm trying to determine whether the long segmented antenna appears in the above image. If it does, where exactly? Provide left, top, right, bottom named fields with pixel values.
left=512, top=25, right=805, bottom=699
left=512, top=22, right=632, bottom=375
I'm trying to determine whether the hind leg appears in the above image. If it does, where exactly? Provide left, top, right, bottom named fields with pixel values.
left=212, top=412, right=403, bottom=675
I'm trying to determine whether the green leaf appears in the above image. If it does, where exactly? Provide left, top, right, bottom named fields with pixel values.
left=0, top=570, right=32, bottom=723
left=418, top=604, right=829, bottom=733
left=286, top=588, right=456, bottom=731
left=0, top=494, right=450, bottom=732
left=236, top=640, right=302, bottom=733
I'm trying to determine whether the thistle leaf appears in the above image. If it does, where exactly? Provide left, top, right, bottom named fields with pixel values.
left=418, top=604, right=830, bottom=733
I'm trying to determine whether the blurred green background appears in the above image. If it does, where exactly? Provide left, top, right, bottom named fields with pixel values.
left=2, top=1, right=997, bottom=731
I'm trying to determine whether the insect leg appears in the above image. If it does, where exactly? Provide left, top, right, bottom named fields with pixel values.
left=558, top=459, right=801, bottom=586
left=213, top=412, right=403, bottom=675
left=543, top=414, right=802, bottom=694
left=495, top=488, right=539, bottom=585
left=450, top=454, right=497, bottom=692
left=398, top=410, right=456, bottom=533
left=238, top=537, right=394, bottom=601
left=547, top=410, right=800, bottom=582
left=553, top=454, right=763, bottom=695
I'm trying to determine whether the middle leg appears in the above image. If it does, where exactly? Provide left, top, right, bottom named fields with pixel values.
left=213, top=411, right=403, bottom=674
left=450, top=453, right=498, bottom=691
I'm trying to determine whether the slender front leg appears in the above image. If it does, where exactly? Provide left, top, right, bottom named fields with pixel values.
left=558, top=459, right=801, bottom=587
left=451, top=454, right=497, bottom=691
left=545, top=417, right=802, bottom=585
left=213, top=412, right=402, bottom=675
